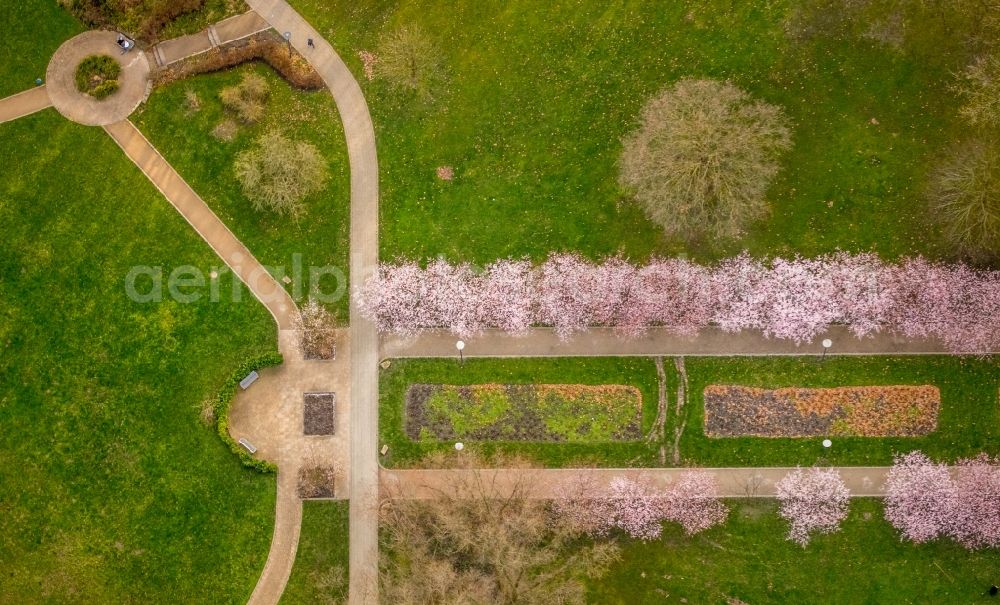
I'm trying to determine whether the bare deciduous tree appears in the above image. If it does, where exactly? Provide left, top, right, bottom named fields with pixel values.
left=619, top=78, right=792, bottom=243
left=296, top=299, right=337, bottom=359
left=375, top=25, right=445, bottom=101
left=928, top=142, right=1000, bottom=262
left=234, top=131, right=328, bottom=216
left=380, top=454, right=620, bottom=605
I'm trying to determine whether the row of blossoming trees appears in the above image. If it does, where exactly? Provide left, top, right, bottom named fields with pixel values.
left=356, top=253, right=1000, bottom=352
left=556, top=452, right=1000, bottom=549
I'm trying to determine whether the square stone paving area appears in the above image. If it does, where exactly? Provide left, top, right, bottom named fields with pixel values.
left=303, top=392, right=336, bottom=435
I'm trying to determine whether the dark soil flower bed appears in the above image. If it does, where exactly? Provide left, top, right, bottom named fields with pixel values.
left=303, top=392, right=335, bottom=435
left=405, top=383, right=642, bottom=442
left=297, top=466, right=336, bottom=498
left=704, top=385, right=940, bottom=437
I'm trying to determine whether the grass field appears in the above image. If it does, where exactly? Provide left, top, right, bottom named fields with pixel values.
left=0, top=1, right=82, bottom=98
left=589, top=498, right=1000, bottom=604
left=281, top=501, right=350, bottom=605
left=680, top=356, right=1000, bottom=467
left=379, top=357, right=662, bottom=468
left=133, top=63, right=352, bottom=319
left=292, top=0, right=964, bottom=263
left=0, top=110, right=278, bottom=603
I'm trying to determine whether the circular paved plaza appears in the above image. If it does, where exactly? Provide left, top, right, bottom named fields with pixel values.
left=46, top=30, right=150, bottom=126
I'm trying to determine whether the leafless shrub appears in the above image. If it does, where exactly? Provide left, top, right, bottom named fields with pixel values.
left=928, top=141, right=1000, bottom=263
left=198, top=398, right=215, bottom=426
left=619, top=78, right=792, bottom=243
left=957, top=53, right=1000, bottom=128
left=220, top=72, right=269, bottom=124
left=380, top=453, right=619, bottom=605
left=184, top=89, right=200, bottom=113
left=375, top=25, right=445, bottom=101
left=295, top=299, right=337, bottom=359
left=211, top=119, right=238, bottom=141
left=234, top=130, right=328, bottom=216
left=298, top=466, right=337, bottom=498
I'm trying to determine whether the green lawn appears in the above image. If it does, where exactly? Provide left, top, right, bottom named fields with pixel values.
left=590, top=498, right=1000, bottom=604
left=0, top=110, right=278, bottom=603
left=379, top=357, right=662, bottom=468
left=0, top=0, right=82, bottom=97
left=281, top=501, right=350, bottom=605
left=292, top=0, right=963, bottom=263
left=680, top=356, right=1000, bottom=467
left=133, top=63, right=352, bottom=319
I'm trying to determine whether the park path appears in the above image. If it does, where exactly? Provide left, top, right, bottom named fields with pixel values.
left=152, top=10, right=271, bottom=67
left=242, top=1, right=381, bottom=603
left=381, top=324, right=981, bottom=358
left=381, top=466, right=891, bottom=498
left=103, top=119, right=297, bottom=329
left=0, top=86, right=52, bottom=123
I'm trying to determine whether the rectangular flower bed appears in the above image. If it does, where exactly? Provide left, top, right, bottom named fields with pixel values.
left=405, top=383, right=642, bottom=442
left=704, top=385, right=940, bottom=437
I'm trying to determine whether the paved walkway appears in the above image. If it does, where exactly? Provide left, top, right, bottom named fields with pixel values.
left=46, top=31, right=150, bottom=126
left=381, top=325, right=977, bottom=358
left=244, top=1, right=381, bottom=603
left=103, top=119, right=297, bottom=328
left=152, top=10, right=271, bottom=67
left=0, top=87, right=52, bottom=124
left=228, top=329, right=352, bottom=604
left=381, top=466, right=891, bottom=498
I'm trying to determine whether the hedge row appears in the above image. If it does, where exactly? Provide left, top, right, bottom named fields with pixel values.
left=213, top=352, right=284, bottom=473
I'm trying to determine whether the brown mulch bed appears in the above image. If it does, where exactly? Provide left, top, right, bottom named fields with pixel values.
left=303, top=392, right=336, bottom=435
left=704, top=385, right=940, bottom=437
left=152, top=30, right=325, bottom=90
left=297, top=466, right=336, bottom=499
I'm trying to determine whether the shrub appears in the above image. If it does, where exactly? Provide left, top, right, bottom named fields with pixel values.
left=295, top=299, right=337, bottom=359
left=928, top=142, right=1000, bottom=262
left=184, top=88, right=201, bottom=113
left=234, top=131, right=328, bottom=216
left=153, top=32, right=325, bottom=90
left=375, top=25, right=445, bottom=101
left=957, top=54, right=1000, bottom=128
left=212, top=352, right=283, bottom=473
left=75, top=54, right=121, bottom=99
left=211, top=119, right=238, bottom=142
left=220, top=72, right=269, bottom=124
left=775, top=467, right=851, bottom=546
left=619, top=79, right=792, bottom=243
left=59, top=0, right=205, bottom=43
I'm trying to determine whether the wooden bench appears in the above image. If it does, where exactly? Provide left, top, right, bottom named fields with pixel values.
left=239, top=370, right=259, bottom=390
left=238, top=437, right=257, bottom=454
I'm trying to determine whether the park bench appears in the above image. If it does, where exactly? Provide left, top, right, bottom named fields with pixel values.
left=238, top=437, right=257, bottom=454
left=239, top=370, right=259, bottom=390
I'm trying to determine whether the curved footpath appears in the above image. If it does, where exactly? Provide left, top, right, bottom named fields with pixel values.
left=243, top=1, right=381, bottom=604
